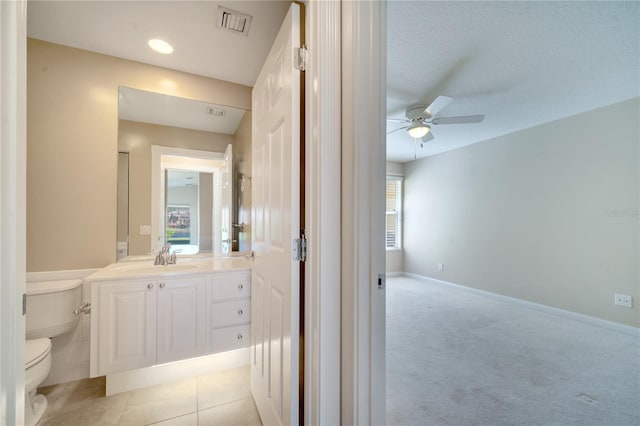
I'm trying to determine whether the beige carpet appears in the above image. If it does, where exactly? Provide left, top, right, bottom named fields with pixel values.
left=386, top=276, right=640, bottom=426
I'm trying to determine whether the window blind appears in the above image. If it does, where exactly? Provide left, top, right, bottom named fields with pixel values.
left=386, top=177, right=402, bottom=249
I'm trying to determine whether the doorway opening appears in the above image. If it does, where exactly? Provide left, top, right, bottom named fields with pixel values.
left=151, top=146, right=231, bottom=256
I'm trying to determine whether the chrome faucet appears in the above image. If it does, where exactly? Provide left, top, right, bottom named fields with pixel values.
left=154, top=243, right=177, bottom=265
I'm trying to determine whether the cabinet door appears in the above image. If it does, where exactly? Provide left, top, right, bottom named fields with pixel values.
left=98, top=280, right=156, bottom=375
left=156, top=276, right=207, bottom=364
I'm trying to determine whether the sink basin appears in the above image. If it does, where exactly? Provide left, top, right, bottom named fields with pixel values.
left=107, top=261, right=208, bottom=276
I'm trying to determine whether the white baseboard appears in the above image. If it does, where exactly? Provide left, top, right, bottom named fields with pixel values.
left=402, top=272, right=640, bottom=338
left=106, top=348, right=250, bottom=395
left=386, top=272, right=403, bottom=278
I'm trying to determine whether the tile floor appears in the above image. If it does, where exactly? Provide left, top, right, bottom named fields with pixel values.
left=38, top=367, right=262, bottom=426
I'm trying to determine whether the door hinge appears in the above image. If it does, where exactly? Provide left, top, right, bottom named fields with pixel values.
left=293, top=234, right=307, bottom=262
left=294, top=46, right=307, bottom=72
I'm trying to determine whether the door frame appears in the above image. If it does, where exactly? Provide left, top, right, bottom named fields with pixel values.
left=340, top=1, right=387, bottom=425
left=303, top=1, right=342, bottom=424
left=150, top=145, right=225, bottom=254
left=304, top=0, right=386, bottom=424
left=0, top=0, right=27, bottom=424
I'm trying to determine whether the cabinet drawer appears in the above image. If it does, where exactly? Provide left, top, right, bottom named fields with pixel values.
left=211, top=324, right=250, bottom=353
left=211, top=273, right=251, bottom=301
left=212, top=300, right=250, bottom=328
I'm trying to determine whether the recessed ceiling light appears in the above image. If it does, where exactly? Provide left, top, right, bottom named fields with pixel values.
left=148, top=39, right=173, bottom=54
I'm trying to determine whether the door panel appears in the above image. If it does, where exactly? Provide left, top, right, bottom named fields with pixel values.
left=250, top=4, right=302, bottom=425
left=252, top=272, right=265, bottom=376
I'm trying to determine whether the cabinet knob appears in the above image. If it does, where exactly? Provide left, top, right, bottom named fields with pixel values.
left=237, top=309, right=244, bottom=316
left=237, top=334, right=243, bottom=340
left=159, top=282, right=166, bottom=289
left=147, top=283, right=153, bottom=289
left=238, top=283, right=244, bottom=290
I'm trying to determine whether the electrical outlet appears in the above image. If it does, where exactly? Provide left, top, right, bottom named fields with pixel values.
left=614, top=293, right=633, bottom=308
left=438, top=263, right=444, bottom=272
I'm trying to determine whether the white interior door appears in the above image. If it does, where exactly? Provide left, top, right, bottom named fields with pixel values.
left=251, top=4, right=302, bottom=425
left=220, top=144, right=232, bottom=254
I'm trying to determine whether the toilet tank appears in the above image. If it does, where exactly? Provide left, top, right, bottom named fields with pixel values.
left=26, top=279, right=83, bottom=339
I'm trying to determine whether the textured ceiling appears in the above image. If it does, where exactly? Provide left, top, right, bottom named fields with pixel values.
left=27, top=0, right=290, bottom=87
left=387, top=1, right=640, bottom=162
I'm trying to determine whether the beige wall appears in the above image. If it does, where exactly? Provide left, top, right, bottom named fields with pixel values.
left=27, top=39, right=251, bottom=271
left=386, top=161, right=405, bottom=273
left=404, top=98, right=640, bottom=327
left=118, top=120, right=232, bottom=255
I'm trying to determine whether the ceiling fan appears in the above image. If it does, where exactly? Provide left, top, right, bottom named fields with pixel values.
left=387, top=96, right=484, bottom=146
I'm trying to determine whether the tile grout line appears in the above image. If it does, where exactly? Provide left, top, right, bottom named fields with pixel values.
left=145, top=411, right=199, bottom=426
left=115, top=391, right=131, bottom=426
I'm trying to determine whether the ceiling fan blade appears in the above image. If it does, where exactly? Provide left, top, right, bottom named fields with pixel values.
left=387, top=117, right=408, bottom=123
left=387, top=126, right=408, bottom=135
left=421, top=132, right=434, bottom=143
left=425, top=96, right=453, bottom=118
left=431, top=114, right=485, bottom=125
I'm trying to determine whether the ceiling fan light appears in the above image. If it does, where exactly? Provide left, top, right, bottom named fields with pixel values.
left=407, top=122, right=430, bottom=139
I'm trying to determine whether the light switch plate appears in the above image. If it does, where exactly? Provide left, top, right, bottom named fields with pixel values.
left=140, top=225, right=151, bottom=235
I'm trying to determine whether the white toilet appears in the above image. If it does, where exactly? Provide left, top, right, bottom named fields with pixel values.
left=25, top=279, right=83, bottom=426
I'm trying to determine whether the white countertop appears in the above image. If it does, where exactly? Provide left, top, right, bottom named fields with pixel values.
left=85, top=257, right=252, bottom=282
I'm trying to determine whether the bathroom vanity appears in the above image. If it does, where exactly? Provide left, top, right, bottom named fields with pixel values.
left=86, top=258, right=251, bottom=381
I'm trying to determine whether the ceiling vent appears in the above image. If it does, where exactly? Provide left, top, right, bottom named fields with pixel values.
left=217, top=6, right=252, bottom=36
left=207, top=106, right=226, bottom=117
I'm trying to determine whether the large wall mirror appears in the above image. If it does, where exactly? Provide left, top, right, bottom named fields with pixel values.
left=117, top=87, right=252, bottom=259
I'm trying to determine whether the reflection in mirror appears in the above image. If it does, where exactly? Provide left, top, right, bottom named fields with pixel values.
left=117, top=87, right=252, bottom=259
left=153, top=146, right=226, bottom=256
left=116, top=152, right=130, bottom=260
left=165, top=170, right=213, bottom=254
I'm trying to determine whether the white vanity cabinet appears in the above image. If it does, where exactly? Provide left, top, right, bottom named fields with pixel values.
left=210, top=271, right=251, bottom=354
left=93, top=275, right=207, bottom=375
left=89, top=263, right=251, bottom=378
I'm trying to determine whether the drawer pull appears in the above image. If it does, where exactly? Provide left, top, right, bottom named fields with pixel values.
left=237, top=309, right=244, bottom=316
left=238, top=283, right=244, bottom=290
left=147, top=283, right=153, bottom=289
left=159, top=282, right=166, bottom=289
left=237, top=334, right=243, bottom=340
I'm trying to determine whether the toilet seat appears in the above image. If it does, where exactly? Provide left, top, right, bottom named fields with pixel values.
left=25, top=338, right=51, bottom=369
